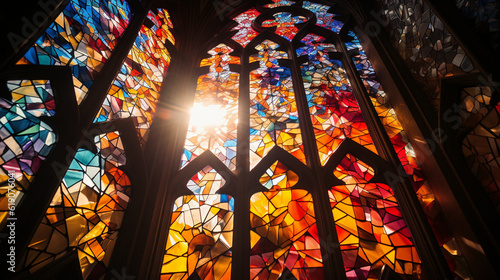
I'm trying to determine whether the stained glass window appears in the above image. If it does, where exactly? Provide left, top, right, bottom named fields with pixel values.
left=460, top=86, right=500, bottom=212
left=3, top=0, right=482, bottom=279
left=10, top=5, right=174, bottom=279
left=379, top=0, right=476, bottom=111
left=166, top=1, right=460, bottom=279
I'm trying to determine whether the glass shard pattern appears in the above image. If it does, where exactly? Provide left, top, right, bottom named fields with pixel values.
left=262, top=12, right=307, bottom=41
left=302, top=1, right=344, bottom=33
left=251, top=161, right=323, bottom=279
left=461, top=87, right=500, bottom=212
left=298, top=34, right=377, bottom=165
left=381, top=0, right=477, bottom=111
left=264, top=0, right=295, bottom=8
left=18, top=0, right=132, bottom=103
left=182, top=44, right=240, bottom=171
left=95, top=8, right=173, bottom=146
left=232, top=8, right=261, bottom=47
left=21, top=132, right=131, bottom=280
left=330, top=154, right=422, bottom=279
left=7, top=80, right=55, bottom=117
left=250, top=40, right=305, bottom=169
left=455, top=0, right=499, bottom=50
left=0, top=99, right=56, bottom=228
left=162, top=167, right=233, bottom=280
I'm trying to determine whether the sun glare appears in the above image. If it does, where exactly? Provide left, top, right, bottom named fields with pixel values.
left=189, top=103, right=228, bottom=130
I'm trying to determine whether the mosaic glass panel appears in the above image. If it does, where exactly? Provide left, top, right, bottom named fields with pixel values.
left=18, top=0, right=132, bottom=103
left=162, top=167, right=233, bottom=280
left=264, top=0, right=295, bottom=8
left=232, top=8, right=261, bottom=47
left=21, top=132, right=130, bottom=279
left=251, top=161, right=323, bottom=279
left=455, top=0, right=499, bottom=49
left=461, top=87, right=500, bottom=212
left=250, top=40, right=305, bottom=169
left=182, top=44, right=240, bottom=171
left=262, top=12, right=307, bottom=41
left=302, top=1, right=344, bottom=33
left=7, top=80, right=55, bottom=117
left=380, top=0, right=477, bottom=111
left=330, top=154, right=422, bottom=279
left=298, top=34, right=377, bottom=165
left=95, top=8, right=173, bottom=145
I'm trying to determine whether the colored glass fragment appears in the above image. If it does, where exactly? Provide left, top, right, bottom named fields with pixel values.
left=187, top=166, right=226, bottom=195
left=18, top=0, right=132, bottom=103
left=95, top=8, right=173, bottom=145
left=21, top=132, right=131, bottom=279
left=250, top=40, right=305, bottom=169
left=182, top=44, right=240, bottom=171
left=259, top=161, right=299, bottom=190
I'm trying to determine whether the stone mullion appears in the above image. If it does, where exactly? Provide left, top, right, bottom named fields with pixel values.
left=288, top=35, right=347, bottom=280
left=232, top=44, right=252, bottom=280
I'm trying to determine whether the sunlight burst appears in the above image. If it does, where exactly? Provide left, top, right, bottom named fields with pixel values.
left=189, top=104, right=228, bottom=131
